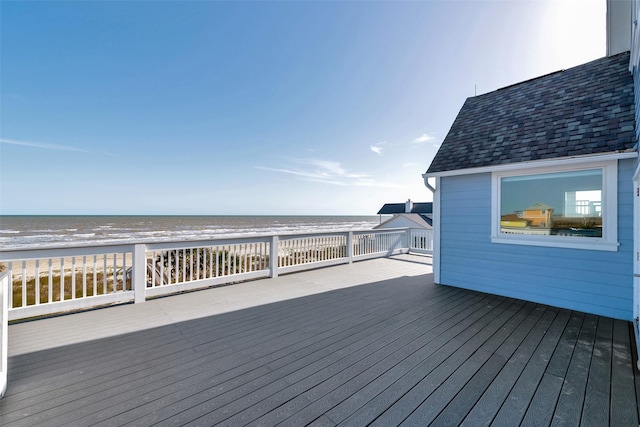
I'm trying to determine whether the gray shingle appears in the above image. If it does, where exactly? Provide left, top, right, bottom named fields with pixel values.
left=427, top=52, right=636, bottom=173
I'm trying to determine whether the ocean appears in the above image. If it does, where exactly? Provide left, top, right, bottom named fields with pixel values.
left=0, top=215, right=383, bottom=249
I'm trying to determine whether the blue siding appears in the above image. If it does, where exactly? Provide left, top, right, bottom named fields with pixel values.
left=634, top=62, right=640, bottom=184
left=634, top=62, right=640, bottom=144
left=438, top=158, right=635, bottom=320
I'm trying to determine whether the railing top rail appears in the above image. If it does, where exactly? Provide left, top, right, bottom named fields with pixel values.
left=145, top=235, right=273, bottom=251
left=1, top=228, right=413, bottom=257
left=353, top=228, right=410, bottom=235
left=0, top=243, right=138, bottom=262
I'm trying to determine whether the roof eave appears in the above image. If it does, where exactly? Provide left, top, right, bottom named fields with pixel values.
left=423, top=150, right=638, bottom=178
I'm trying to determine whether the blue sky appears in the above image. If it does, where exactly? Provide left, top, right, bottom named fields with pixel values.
left=1, top=0, right=605, bottom=215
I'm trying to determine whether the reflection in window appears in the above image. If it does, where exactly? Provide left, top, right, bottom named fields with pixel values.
left=500, top=169, right=603, bottom=237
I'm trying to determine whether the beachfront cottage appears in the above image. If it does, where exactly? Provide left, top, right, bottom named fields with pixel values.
left=422, top=2, right=640, bottom=325
left=374, top=199, right=433, bottom=230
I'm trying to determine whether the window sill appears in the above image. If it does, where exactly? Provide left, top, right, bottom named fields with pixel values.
left=490, top=235, right=620, bottom=252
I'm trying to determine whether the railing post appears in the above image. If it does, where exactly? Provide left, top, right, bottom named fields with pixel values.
left=133, top=244, right=146, bottom=304
left=0, top=272, right=8, bottom=398
left=270, top=235, right=279, bottom=278
left=406, top=229, right=412, bottom=253
left=347, top=232, right=354, bottom=264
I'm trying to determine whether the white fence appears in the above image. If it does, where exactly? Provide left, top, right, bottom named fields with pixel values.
left=0, top=228, right=432, bottom=322
left=0, top=272, right=8, bottom=398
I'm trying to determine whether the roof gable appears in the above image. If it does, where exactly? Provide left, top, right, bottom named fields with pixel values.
left=427, top=52, right=636, bottom=174
left=523, top=202, right=554, bottom=211
left=374, top=213, right=432, bottom=230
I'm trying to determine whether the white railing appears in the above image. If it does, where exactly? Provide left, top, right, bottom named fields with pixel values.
left=0, top=228, right=431, bottom=321
left=0, top=245, right=135, bottom=320
left=409, top=229, right=434, bottom=254
left=0, top=272, right=8, bottom=398
left=144, top=236, right=273, bottom=298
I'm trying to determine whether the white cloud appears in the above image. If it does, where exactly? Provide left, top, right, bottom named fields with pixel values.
left=412, top=133, right=436, bottom=144
left=0, top=138, right=105, bottom=154
left=256, top=158, right=400, bottom=188
left=370, top=141, right=386, bottom=156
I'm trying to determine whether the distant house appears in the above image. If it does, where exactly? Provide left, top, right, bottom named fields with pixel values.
left=374, top=199, right=432, bottom=229
left=517, top=202, right=554, bottom=228
left=422, top=0, right=638, bottom=322
left=500, top=202, right=555, bottom=235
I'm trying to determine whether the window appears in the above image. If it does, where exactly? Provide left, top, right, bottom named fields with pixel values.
left=491, top=160, right=618, bottom=251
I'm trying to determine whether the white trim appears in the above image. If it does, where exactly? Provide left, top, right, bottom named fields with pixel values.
left=425, top=151, right=637, bottom=178
left=0, top=273, right=7, bottom=398
left=631, top=0, right=640, bottom=71
left=490, top=236, right=620, bottom=251
left=634, top=159, right=640, bottom=368
left=432, top=177, right=441, bottom=283
left=491, top=160, right=619, bottom=251
left=634, top=156, right=640, bottom=180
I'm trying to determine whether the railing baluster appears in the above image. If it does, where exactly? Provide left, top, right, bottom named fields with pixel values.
left=112, top=254, right=117, bottom=292
left=222, top=246, right=227, bottom=276
left=214, top=247, right=219, bottom=277
left=196, top=248, right=201, bottom=280
left=82, top=256, right=87, bottom=298
left=208, top=247, right=213, bottom=278
left=102, top=255, right=107, bottom=294
left=35, top=260, right=40, bottom=306
left=123, top=252, right=127, bottom=290
left=71, top=256, right=76, bottom=300
left=60, top=258, right=65, bottom=302
left=181, top=249, right=186, bottom=283
left=244, top=244, right=248, bottom=273
left=7, top=262, right=13, bottom=309
left=189, top=248, right=193, bottom=282
left=92, top=255, right=97, bottom=296
left=48, top=259, right=53, bottom=303
left=232, top=245, right=237, bottom=274
left=21, top=261, right=26, bottom=308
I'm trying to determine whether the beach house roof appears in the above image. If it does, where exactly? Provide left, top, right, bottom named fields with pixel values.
left=377, top=202, right=433, bottom=215
left=426, top=52, right=636, bottom=174
left=522, top=202, right=554, bottom=211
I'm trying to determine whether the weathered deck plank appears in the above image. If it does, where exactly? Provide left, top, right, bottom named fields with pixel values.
left=552, top=314, right=599, bottom=426
left=610, top=319, right=639, bottom=426
left=0, top=254, right=638, bottom=427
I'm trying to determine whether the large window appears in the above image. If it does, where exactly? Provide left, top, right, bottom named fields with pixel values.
left=492, top=161, right=618, bottom=251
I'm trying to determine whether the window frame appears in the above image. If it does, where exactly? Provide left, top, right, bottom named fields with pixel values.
left=491, top=160, right=619, bottom=251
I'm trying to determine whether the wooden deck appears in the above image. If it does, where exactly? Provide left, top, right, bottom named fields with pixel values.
left=1, top=254, right=639, bottom=426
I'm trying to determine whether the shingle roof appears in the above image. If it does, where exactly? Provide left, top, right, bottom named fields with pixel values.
left=377, top=202, right=433, bottom=215
left=427, top=52, right=636, bottom=174
left=523, top=202, right=554, bottom=211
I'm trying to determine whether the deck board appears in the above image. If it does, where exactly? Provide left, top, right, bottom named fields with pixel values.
left=581, top=317, right=613, bottom=427
left=552, top=314, right=599, bottom=427
left=1, top=254, right=639, bottom=426
left=610, top=319, right=639, bottom=426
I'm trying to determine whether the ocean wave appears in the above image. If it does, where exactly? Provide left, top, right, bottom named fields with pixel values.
left=72, top=233, right=96, bottom=238
left=0, top=216, right=380, bottom=249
